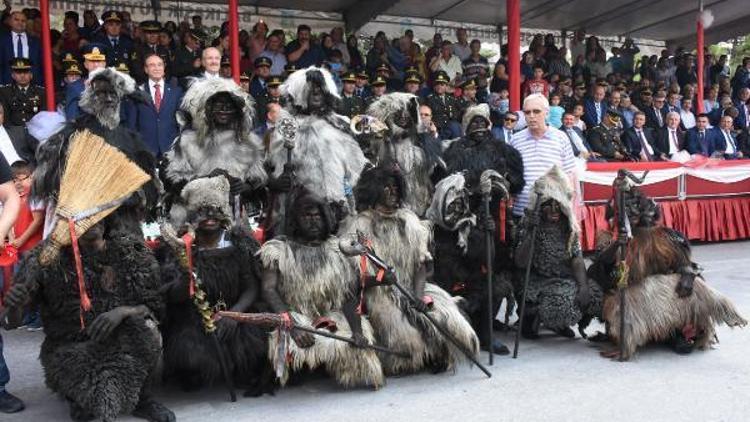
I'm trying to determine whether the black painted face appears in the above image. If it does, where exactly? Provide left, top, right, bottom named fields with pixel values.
left=91, top=79, right=119, bottom=109
left=393, top=110, right=412, bottom=129
left=541, top=199, right=561, bottom=223
left=467, top=116, right=489, bottom=136
left=296, top=204, right=325, bottom=241
left=379, top=177, right=401, bottom=210
left=79, top=222, right=106, bottom=252
left=207, top=92, right=241, bottom=129
left=444, top=193, right=468, bottom=227
left=193, top=206, right=226, bottom=234
left=307, top=82, right=325, bottom=111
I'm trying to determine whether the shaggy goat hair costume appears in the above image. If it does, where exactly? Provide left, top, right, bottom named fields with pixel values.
left=514, top=166, right=602, bottom=332
left=267, top=67, right=367, bottom=224
left=341, top=166, right=479, bottom=375
left=158, top=176, right=273, bottom=395
left=15, top=232, right=163, bottom=421
left=365, top=93, right=443, bottom=216
left=165, top=77, right=267, bottom=225
left=34, top=68, right=159, bottom=234
left=260, top=189, right=383, bottom=388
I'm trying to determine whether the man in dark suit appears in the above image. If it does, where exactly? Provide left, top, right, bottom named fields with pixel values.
left=733, top=88, right=750, bottom=130
left=172, top=29, right=203, bottom=83
left=737, top=127, right=750, bottom=158
left=494, top=111, right=517, bottom=143
left=622, top=111, right=660, bottom=161
left=645, top=92, right=667, bottom=130
left=560, top=111, right=601, bottom=161
left=714, top=115, right=744, bottom=159
left=654, top=111, right=687, bottom=161
left=685, top=113, right=722, bottom=157
left=132, top=53, right=183, bottom=158
left=0, top=11, right=42, bottom=86
left=92, top=11, right=134, bottom=68
left=582, top=83, right=606, bottom=129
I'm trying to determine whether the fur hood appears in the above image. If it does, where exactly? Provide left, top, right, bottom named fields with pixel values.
left=281, top=66, right=340, bottom=110
left=527, top=165, right=579, bottom=248
left=366, top=92, right=422, bottom=137
left=180, top=175, right=232, bottom=224
left=178, top=77, right=256, bottom=143
left=427, top=172, right=476, bottom=254
left=79, top=67, right=136, bottom=129
left=461, top=103, right=492, bottom=135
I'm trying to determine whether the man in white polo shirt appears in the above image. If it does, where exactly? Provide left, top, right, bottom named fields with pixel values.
left=510, top=93, right=577, bottom=217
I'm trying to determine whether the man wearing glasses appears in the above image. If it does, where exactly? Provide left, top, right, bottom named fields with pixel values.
left=494, top=111, right=517, bottom=143
left=646, top=91, right=668, bottom=130
left=509, top=93, right=577, bottom=218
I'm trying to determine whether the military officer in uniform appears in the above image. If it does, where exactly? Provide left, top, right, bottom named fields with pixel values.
left=132, top=21, right=171, bottom=84
left=455, top=78, right=478, bottom=123
left=337, top=71, right=366, bottom=118
left=255, top=75, right=284, bottom=128
left=366, top=75, right=388, bottom=106
left=114, top=62, right=131, bottom=75
left=284, top=64, right=298, bottom=77
left=240, top=71, right=251, bottom=93
left=403, top=71, right=422, bottom=96
left=425, top=70, right=460, bottom=139
left=354, top=68, right=371, bottom=100
left=93, top=11, right=134, bottom=68
left=586, top=108, right=631, bottom=162
left=65, top=45, right=107, bottom=121
left=173, top=28, right=204, bottom=85
left=250, top=56, right=272, bottom=98
left=0, top=58, right=45, bottom=162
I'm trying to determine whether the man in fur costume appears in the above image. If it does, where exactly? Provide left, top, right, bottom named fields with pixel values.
left=587, top=187, right=747, bottom=359
left=164, top=77, right=268, bottom=225
left=158, top=176, right=274, bottom=396
left=513, top=166, right=602, bottom=339
left=427, top=173, right=515, bottom=355
left=342, top=165, right=479, bottom=375
left=439, top=104, right=524, bottom=266
left=267, top=66, right=367, bottom=228
left=34, top=68, right=159, bottom=234
left=4, top=220, right=175, bottom=422
left=365, top=92, right=444, bottom=216
left=260, top=188, right=384, bottom=389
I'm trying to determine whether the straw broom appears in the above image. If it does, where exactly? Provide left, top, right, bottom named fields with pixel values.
left=38, top=129, right=151, bottom=316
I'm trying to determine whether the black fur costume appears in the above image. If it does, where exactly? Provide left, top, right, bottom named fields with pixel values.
left=34, top=69, right=159, bottom=234
left=159, top=228, right=274, bottom=395
left=14, top=232, right=164, bottom=421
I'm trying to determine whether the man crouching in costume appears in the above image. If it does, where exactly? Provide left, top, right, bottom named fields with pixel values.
left=266, top=66, right=368, bottom=229
left=259, top=188, right=384, bottom=389
left=428, top=172, right=516, bottom=355
left=364, top=92, right=444, bottom=216
left=158, top=176, right=274, bottom=396
left=587, top=185, right=746, bottom=359
left=4, top=219, right=174, bottom=422
left=342, top=165, right=479, bottom=375
left=513, top=166, right=602, bottom=339
left=34, top=68, right=159, bottom=233
left=164, top=77, right=267, bottom=224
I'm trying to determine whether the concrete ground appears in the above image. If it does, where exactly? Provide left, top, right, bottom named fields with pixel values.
left=3, top=241, right=749, bottom=422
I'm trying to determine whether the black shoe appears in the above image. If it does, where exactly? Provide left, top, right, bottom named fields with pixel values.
left=132, top=397, right=175, bottom=422
left=0, top=390, right=25, bottom=414
left=553, top=327, right=576, bottom=338
left=481, top=338, right=510, bottom=355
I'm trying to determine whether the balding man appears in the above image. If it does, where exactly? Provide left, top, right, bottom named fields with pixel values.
left=200, top=47, right=222, bottom=79
left=655, top=111, right=688, bottom=161
left=509, top=93, right=576, bottom=217
left=1, top=11, right=42, bottom=85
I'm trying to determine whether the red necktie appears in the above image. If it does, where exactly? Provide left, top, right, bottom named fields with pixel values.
left=154, top=83, right=162, bottom=112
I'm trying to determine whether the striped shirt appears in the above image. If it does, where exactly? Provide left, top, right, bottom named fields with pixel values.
left=510, top=126, right=576, bottom=216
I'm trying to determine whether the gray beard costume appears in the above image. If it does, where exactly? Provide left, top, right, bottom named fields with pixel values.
left=341, top=208, right=479, bottom=375
left=259, top=237, right=384, bottom=388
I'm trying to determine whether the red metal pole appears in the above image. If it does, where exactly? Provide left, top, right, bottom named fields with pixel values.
left=40, top=0, right=55, bottom=111
left=507, top=0, right=521, bottom=112
left=696, top=19, right=704, bottom=113
left=228, top=0, right=241, bottom=84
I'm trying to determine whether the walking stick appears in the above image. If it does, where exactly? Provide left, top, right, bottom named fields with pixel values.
left=277, top=117, right=298, bottom=234
left=512, top=197, right=542, bottom=359
left=215, top=311, right=409, bottom=358
left=339, top=233, right=493, bottom=379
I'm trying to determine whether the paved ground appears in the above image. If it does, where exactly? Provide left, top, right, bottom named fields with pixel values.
left=3, top=241, right=749, bottom=422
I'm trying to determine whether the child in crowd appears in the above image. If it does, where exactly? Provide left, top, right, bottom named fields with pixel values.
left=572, top=103, right=587, bottom=131
left=9, top=160, right=44, bottom=331
left=547, top=93, right=565, bottom=128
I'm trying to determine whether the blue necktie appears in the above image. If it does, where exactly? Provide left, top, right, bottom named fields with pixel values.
left=16, top=34, right=23, bottom=58
left=699, top=131, right=707, bottom=155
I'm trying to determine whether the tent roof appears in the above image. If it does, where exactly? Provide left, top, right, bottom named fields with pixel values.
left=241, top=0, right=750, bottom=45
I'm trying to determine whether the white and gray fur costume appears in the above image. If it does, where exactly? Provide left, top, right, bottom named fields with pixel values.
left=268, top=67, right=367, bottom=217
left=341, top=208, right=479, bottom=375
left=165, top=78, right=266, bottom=222
left=367, top=93, right=441, bottom=216
left=259, top=237, right=384, bottom=388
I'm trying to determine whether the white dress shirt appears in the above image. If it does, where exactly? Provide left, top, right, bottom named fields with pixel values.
left=636, top=128, right=654, bottom=156
left=149, top=79, right=164, bottom=103
left=12, top=32, right=28, bottom=58
left=721, top=129, right=736, bottom=154
left=668, top=128, right=680, bottom=154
